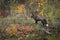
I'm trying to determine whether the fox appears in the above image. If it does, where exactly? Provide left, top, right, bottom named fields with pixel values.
left=31, top=13, right=52, bottom=34
left=31, top=12, right=49, bottom=27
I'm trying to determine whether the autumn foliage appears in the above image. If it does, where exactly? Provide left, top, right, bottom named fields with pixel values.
left=5, top=24, right=35, bottom=37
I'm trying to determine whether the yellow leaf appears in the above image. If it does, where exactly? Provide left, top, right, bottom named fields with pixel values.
left=6, top=27, right=13, bottom=36
left=38, top=2, right=43, bottom=7
left=40, top=10, right=44, bottom=16
left=12, top=24, right=18, bottom=34
left=17, top=4, right=25, bottom=13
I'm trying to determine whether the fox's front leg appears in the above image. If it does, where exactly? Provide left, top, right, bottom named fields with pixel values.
left=35, top=20, right=38, bottom=24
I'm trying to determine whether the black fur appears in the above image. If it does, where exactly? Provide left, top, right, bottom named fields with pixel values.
left=31, top=13, right=48, bottom=26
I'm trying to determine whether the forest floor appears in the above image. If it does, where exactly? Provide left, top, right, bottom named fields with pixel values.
left=0, top=16, right=60, bottom=40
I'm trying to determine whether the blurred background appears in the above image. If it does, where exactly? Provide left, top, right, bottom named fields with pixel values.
left=0, top=0, right=60, bottom=40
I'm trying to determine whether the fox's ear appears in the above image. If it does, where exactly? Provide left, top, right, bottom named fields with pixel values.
left=46, top=24, right=49, bottom=27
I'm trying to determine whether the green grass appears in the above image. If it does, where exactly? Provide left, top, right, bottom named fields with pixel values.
left=47, top=35, right=57, bottom=40
left=0, top=16, right=59, bottom=40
